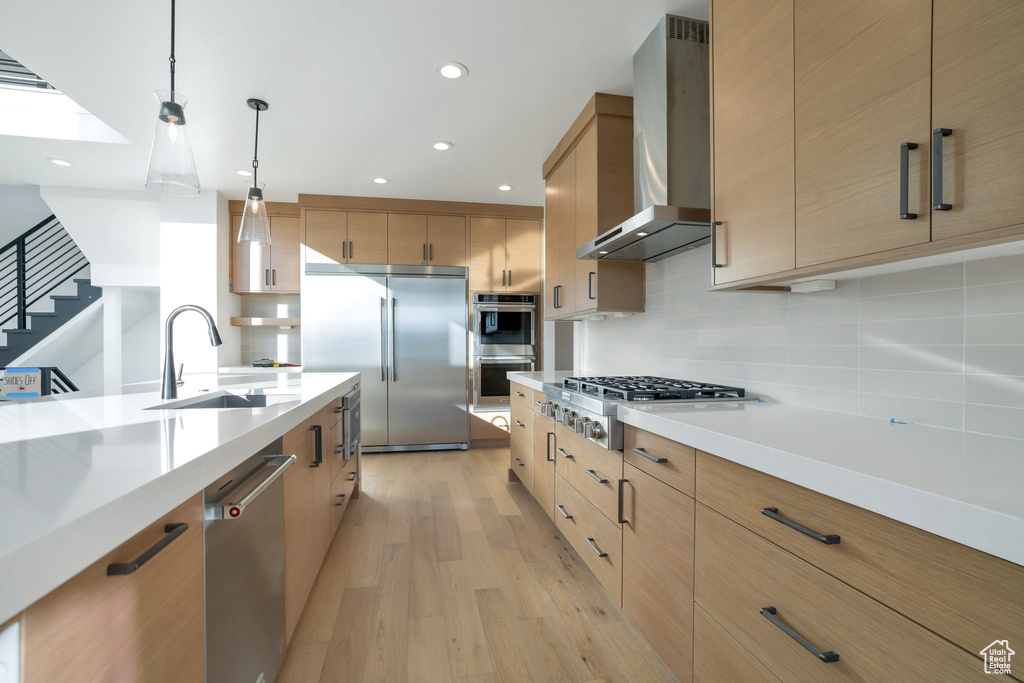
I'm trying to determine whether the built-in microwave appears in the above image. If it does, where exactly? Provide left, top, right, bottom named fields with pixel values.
left=472, top=293, right=536, bottom=357
left=473, top=356, right=535, bottom=411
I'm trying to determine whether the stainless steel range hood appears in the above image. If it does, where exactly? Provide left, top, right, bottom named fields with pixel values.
left=578, top=15, right=711, bottom=262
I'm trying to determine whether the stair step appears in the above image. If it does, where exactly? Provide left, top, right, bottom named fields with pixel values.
left=73, top=278, right=92, bottom=285
left=50, top=295, right=81, bottom=301
left=1, top=329, right=33, bottom=335
left=28, top=312, right=58, bottom=318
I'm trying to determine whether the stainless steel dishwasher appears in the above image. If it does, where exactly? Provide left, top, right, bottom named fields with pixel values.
left=204, top=440, right=295, bottom=683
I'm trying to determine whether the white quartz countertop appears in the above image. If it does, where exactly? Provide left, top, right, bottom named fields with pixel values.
left=0, top=371, right=359, bottom=622
left=619, top=400, right=1024, bottom=566
left=219, top=365, right=302, bottom=374
left=506, top=370, right=576, bottom=393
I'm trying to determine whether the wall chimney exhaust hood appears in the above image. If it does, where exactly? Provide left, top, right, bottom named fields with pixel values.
left=578, top=15, right=711, bottom=262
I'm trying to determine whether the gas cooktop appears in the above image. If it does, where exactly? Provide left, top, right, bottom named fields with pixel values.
left=561, top=376, right=746, bottom=402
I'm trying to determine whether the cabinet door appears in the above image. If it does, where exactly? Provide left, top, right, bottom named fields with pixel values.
left=712, top=0, right=796, bottom=284
left=794, top=0, right=932, bottom=267
left=347, top=212, right=388, bottom=264
left=231, top=212, right=272, bottom=292
left=544, top=178, right=560, bottom=318
left=469, top=216, right=506, bottom=292
left=270, top=215, right=301, bottom=291
left=533, top=416, right=555, bottom=521
left=931, top=0, right=1024, bottom=241
left=427, top=215, right=467, bottom=266
left=283, top=419, right=314, bottom=642
left=387, top=213, right=428, bottom=265
left=504, top=219, right=542, bottom=292
left=23, top=495, right=205, bottom=683
left=304, top=209, right=348, bottom=264
left=621, top=463, right=695, bottom=682
left=558, top=149, right=577, bottom=313
left=310, top=407, right=335, bottom=566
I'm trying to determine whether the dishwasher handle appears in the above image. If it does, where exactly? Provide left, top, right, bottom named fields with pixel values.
left=211, top=455, right=296, bottom=520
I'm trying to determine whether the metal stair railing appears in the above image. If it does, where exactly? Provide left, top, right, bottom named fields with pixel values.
left=0, top=214, right=90, bottom=331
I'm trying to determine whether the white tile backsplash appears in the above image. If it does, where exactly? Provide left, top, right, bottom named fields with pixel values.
left=579, top=245, right=1024, bottom=440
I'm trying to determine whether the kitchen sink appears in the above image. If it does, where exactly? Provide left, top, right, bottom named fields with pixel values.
left=146, top=390, right=299, bottom=411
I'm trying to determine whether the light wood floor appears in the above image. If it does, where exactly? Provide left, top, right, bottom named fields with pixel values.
left=278, top=447, right=677, bottom=683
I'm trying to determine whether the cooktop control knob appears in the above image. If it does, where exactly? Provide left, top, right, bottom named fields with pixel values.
left=584, top=420, right=604, bottom=439
left=562, top=410, right=577, bottom=427
left=575, top=417, right=589, bottom=434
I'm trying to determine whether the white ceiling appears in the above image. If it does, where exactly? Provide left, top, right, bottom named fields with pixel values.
left=0, top=0, right=706, bottom=207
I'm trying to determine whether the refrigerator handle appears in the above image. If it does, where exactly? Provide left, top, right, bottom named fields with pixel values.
left=390, top=297, right=397, bottom=382
left=379, top=297, right=387, bottom=382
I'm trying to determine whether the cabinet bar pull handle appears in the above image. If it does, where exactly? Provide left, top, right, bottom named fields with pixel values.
left=348, top=471, right=357, bottom=481
left=272, top=269, right=277, bottom=285
left=514, top=457, right=525, bottom=467
left=899, top=142, right=919, bottom=219
left=546, top=431, right=554, bottom=462
left=633, top=447, right=668, bottom=464
left=107, top=522, right=188, bottom=575
left=554, top=285, right=561, bottom=309
left=423, top=243, right=427, bottom=260
left=585, top=537, right=608, bottom=557
left=711, top=221, right=724, bottom=268
left=508, top=270, right=512, bottom=286
left=514, top=391, right=525, bottom=397
left=335, top=493, right=347, bottom=507
left=501, top=270, right=506, bottom=286
left=588, top=271, right=595, bottom=299
left=429, top=243, right=433, bottom=261
left=514, top=420, right=525, bottom=428
left=557, top=504, right=573, bottom=519
left=556, top=447, right=573, bottom=459
left=343, top=241, right=347, bottom=259
left=310, top=425, right=323, bottom=467
left=617, top=478, right=628, bottom=524
left=349, top=241, right=354, bottom=258
left=265, top=268, right=270, bottom=285
left=933, top=128, right=953, bottom=210
left=585, top=468, right=608, bottom=484
left=762, top=507, right=840, bottom=544
left=760, top=606, right=839, bottom=663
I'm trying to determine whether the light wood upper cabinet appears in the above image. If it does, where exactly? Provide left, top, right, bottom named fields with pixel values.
left=470, top=216, right=506, bottom=291
left=270, top=216, right=301, bottom=290
left=22, top=495, right=205, bottom=683
left=557, top=149, right=578, bottom=313
left=505, top=219, right=542, bottom=292
left=794, top=0, right=932, bottom=268
left=231, top=206, right=301, bottom=292
left=931, top=0, right=1024, bottom=241
left=426, top=214, right=467, bottom=266
left=711, top=0, right=796, bottom=284
left=347, top=212, right=388, bottom=264
left=387, top=213, right=428, bottom=265
left=544, top=181, right=560, bottom=319
left=304, top=209, right=347, bottom=264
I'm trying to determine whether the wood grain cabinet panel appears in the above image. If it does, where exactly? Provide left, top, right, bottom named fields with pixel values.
left=347, top=212, right=388, bottom=264
left=426, top=214, right=467, bottom=267
left=794, top=0, right=932, bottom=267
left=504, top=219, right=542, bottom=292
left=509, top=400, right=534, bottom=443
left=554, top=473, right=623, bottom=605
left=554, top=423, right=623, bottom=525
left=623, top=425, right=695, bottom=497
left=695, top=506, right=988, bottom=682
left=510, top=432, right=534, bottom=493
left=931, top=0, right=1024, bottom=242
left=711, top=0, right=796, bottom=284
left=310, top=405, right=336, bottom=569
left=510, top=382, right=532, bottom=409
left=621, top=463, right=695, bottom=682
left=544, top=179, right=560, bottom=319
left=232, top=210, right=301, bottom=292
left=469, top=216, right=506, bottom=292
left=22, top=495, right=205, bottom=683
left=696, top=450, right=1024, bottom=659
left=533, top=414, right=556, bottom=521
left=387, top=213, right=428, bottom=265
left=557, top=149, right=578, bottom=313
left=270, top=215, right=301, bottom=291
left=303, top=208, right=348, bottom=264
left=283, top=418, right=315, bottom=642
left=694, top=603, right=780, bottom=683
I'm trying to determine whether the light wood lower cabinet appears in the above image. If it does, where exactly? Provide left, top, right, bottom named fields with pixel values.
left=624, top=424, right=695, bottom=497
left=554, top=473, right=623, bottom=604
left=554, top=423, right=622, bottom=524
left=532, top=414, right=556, bottom=521
left=22, top=495, right=205, bottom=683
left=621, top=463, right=695, bottom=682
left=693, top=604, right=778, bottom=683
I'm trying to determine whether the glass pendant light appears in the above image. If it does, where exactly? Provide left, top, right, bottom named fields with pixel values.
left=237, top=99, right=271, bottom=245
left=146, top=0, right=200, bottom=196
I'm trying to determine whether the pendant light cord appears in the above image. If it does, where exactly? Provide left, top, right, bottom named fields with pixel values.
left=169, top=0, right=176, bottom=99
left=252, top=107, right=260, bottom=186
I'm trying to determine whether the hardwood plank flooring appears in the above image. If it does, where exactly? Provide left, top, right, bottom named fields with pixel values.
left=280, top=447, right=677, bottom=682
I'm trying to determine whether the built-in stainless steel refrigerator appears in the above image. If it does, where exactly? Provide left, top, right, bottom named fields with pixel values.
left=303, top=264, right=469, bottom=451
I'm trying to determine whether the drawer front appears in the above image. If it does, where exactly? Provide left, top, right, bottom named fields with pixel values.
left=555, top=473, right=622, bottom=604
left=510, top=400, right=534, bottom=442
left=510, top=432, right=534, bottom=493
left=695, top=505, right=988, bottom=682
left=533, top=416, right=556, bottom=520
left=554, top=423, right=623, bottom=524
left=624, top=425, right=695, bottom=497
left=694, top=604, right=777, bottom=683
left=332, top=471, right=357, bottom=531
left=510, top=382, right=532, bottom=408
left=621, top=463, right=695, bottom=682
left=532, top=389, right=548, bottom=414
left=696, top=451, right=1024, bottom=656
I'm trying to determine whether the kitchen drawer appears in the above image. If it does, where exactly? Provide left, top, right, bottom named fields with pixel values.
left=694, top=604, right=777, bottom=683
left=696, top=451, right=1024, bottom=657
left=533, top=415, right=556, bottom=520
left=332, top=469, right=357, bottom=531
left=554, top=473, right=622, bottom=604
left=510, top=432, right=534, bottom=493
left=695, top=505, right=988, bottom=682
left=510, top=400, right=534, bottom=442
left=624, top=425, right=695, bottom=497
left=554, top=423, right=623, bottom=524
left=510, top=382, right=532, bottom=409
left=532, top=389, right=547, bottom=414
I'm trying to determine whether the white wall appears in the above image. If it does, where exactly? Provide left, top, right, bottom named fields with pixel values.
left=216, top=193, right=241, bottom=367
left=578, top=245, right=1024, bottom=441
left=0, top=185, right=51, bottom=245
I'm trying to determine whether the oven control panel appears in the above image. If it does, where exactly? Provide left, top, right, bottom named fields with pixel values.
left=474, top=293, right=537, bottom=304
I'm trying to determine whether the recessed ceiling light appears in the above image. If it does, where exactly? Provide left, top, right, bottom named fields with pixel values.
left=235, top=169, right=253, bottom=177
left=373, top=177, right=389, bottom=184
left=435, top=62, right=468, bottom=79
left=599, top=250, right=609, bottom=255
left=432, top=140, right=453, bottom=151
left=636, top=231, right=648, bottom=237
left=47, top=158, right=72, bottom=167
left=497, top=185, right=513, bottom=192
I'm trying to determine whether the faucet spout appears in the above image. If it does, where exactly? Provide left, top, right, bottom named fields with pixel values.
left=162, top=304, right=223, bottom=400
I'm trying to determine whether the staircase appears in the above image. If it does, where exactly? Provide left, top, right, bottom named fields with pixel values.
left=0, top=215, right=101, bottom=369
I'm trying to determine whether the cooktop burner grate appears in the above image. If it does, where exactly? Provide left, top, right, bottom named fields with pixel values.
left=562, top=376, right=746, bottom=402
